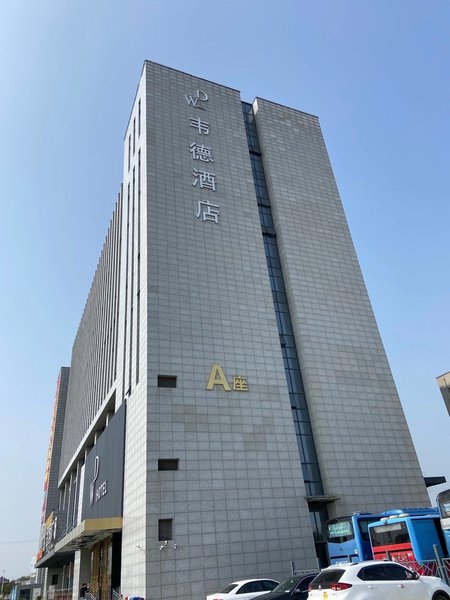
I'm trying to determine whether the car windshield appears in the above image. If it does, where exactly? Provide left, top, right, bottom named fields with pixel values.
left=220, top=584, right=238, bottom=594
left=271, top=577, right=301, bottom=593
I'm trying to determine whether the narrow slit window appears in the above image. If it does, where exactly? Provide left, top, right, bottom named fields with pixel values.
left=158, top=518, right=173, bottom=541
left=158, top=459, right=179, bottom=471
left=158, top=375, right=177, bottom=388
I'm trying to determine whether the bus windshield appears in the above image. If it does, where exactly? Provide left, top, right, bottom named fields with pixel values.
left=370, top=522, right=410, bottom=546
left=326, top=518, right=354, bottom=543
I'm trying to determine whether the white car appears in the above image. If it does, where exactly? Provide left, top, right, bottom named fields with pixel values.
left=308, top=560, right=450, bottom=599
left=206, top=578, right=279, bottom=600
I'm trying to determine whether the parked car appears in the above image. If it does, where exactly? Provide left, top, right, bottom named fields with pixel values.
left=206, top=578, right=279, bottom=600
left=257, top=573, right=319, bottom=599
left=307, top=560, right=450, bottom=599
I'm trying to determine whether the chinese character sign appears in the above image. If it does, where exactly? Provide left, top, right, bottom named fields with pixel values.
left=186, top=88, right=221, bottom=224
left=190, top=142, right=214, bottom=162
left=192, top=169, right=216, bottom=191
left=189, top=117, right=210, bottom=135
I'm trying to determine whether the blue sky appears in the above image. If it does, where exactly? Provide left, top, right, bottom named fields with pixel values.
left=1, top=0, right=449, bottom=579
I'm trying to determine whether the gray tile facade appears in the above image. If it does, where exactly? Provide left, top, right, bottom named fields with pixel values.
left=120, top=62, right=317, bottom=599
left=253, top=97, right=429, bottom=513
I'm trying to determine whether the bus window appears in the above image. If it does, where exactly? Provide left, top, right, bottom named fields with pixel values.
left=358, top=518, right=374, bottom=542
left=370, top=522, right=410, bottom=547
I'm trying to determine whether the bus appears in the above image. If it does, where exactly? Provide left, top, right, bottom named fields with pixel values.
left=437, top=488, right=450, bottom=556
left=368, top=509, right=447, bottom=569
left=325, top=512, right=382, bottom=564
left=325, top=507, right=438, bottom=565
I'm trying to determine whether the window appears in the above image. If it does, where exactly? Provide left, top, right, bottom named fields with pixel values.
left=238, top=582, right=260, bottom=594
left=158, top=375, right=177, bottom=388
left=298, top=575, right=317, bottom=592
left=51, top=575, right=58, bottom=586
left=158, top=518, right=173, bottom=541
left=309, top=570, right=345, bottom=590
left=158, top=459, right=179, bottom=471
left=138, top=99, right=141, bottom=137
left=370, top=522, right=409, bottom=546
left=133, top=117, right=136, bottom=155
left=358, top=518, right=376, bottom=541
left=358, top=565, right=388, bottom=581
left=128, top=134, right=131, bottom=171
left=220, top=585, right=238, bottom=594
left=260, top=580, right=278, bottom=592
left=382, top=564, right=417, bottom=581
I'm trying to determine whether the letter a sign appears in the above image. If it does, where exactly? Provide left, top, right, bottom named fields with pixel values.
left=206, top=364, right=231, bottom=391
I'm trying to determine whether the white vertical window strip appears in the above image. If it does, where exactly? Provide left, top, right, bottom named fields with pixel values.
left=114, top=191, right=123, bottom=381
left=128, top=167, right=136, bottom=390
left=122, top=183, right=131, bottom=399
left=138, top=99, right=141, bottom=138
left=77, top=464, right=85, bottom=523
left=136, top=150, right=141, bottom=384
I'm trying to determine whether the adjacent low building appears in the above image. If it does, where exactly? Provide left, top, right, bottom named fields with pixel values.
left=35, top=61, right=430, bottom=600
left=436, top=371, right=450, bottom=416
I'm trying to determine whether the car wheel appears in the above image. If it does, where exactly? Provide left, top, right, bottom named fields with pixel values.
left=433, top=594, right=450, bottom=600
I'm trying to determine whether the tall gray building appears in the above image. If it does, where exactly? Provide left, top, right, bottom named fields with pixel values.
left=36, top=61, right=429, bottom=600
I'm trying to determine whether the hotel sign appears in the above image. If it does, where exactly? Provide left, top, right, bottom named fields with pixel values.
left=89, top=456, right=107, bottom=507
left=82, top=403, right=125, bottom=520
left=185, top=88, right=221, bottom=224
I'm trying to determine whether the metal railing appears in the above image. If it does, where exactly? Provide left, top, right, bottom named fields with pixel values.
left=51, top=589, right=72, bottom=600
left=384, top=545, right=450, bottom=586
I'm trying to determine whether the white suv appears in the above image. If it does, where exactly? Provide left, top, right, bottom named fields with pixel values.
left=308, top=560, right=450, bottom=599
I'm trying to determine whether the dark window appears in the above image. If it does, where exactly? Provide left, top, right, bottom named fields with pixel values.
left=309, top=570, right=345, bottom=590
left=158, top=375, right=177, bottom=388
left=297, top=575, right=317, bottom=591
left=358, top=517, right=378, bottom=541
left=382, top=564, right=416, bottom=580
left=158, top=459, right=179, bottom=471
left=220, top=585, right=238, bottom=594
left=358, top=563, right=417, bottom=581
left=158, top=518, right=173, bottom=540
left=260, top=580, right=278, bottom=592
left=51, top=575, right=58, bottom=586
left=370, top=522, right=409, bottom=546
left=238, top=582, right=259, bottom=594
left=358, top=565, right=388, bottom=581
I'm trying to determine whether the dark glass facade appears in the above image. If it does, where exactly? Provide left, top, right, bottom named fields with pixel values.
left=242, top=102, right=328, bottom=554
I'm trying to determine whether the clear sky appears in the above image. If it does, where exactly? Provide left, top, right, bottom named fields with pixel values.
left=1, top=0, right=449, bottom=580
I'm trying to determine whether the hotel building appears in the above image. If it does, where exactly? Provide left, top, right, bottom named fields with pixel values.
left=35, top=61, right=430, bottom=600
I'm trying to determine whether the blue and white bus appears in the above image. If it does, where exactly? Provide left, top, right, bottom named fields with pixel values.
left=368, top=509, right=446, bottom=573
left=325, top=507, right=438, bottom=565
left=437, top=488, right=450, bottom=556
left=325, top=512, right=382, bottom=564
